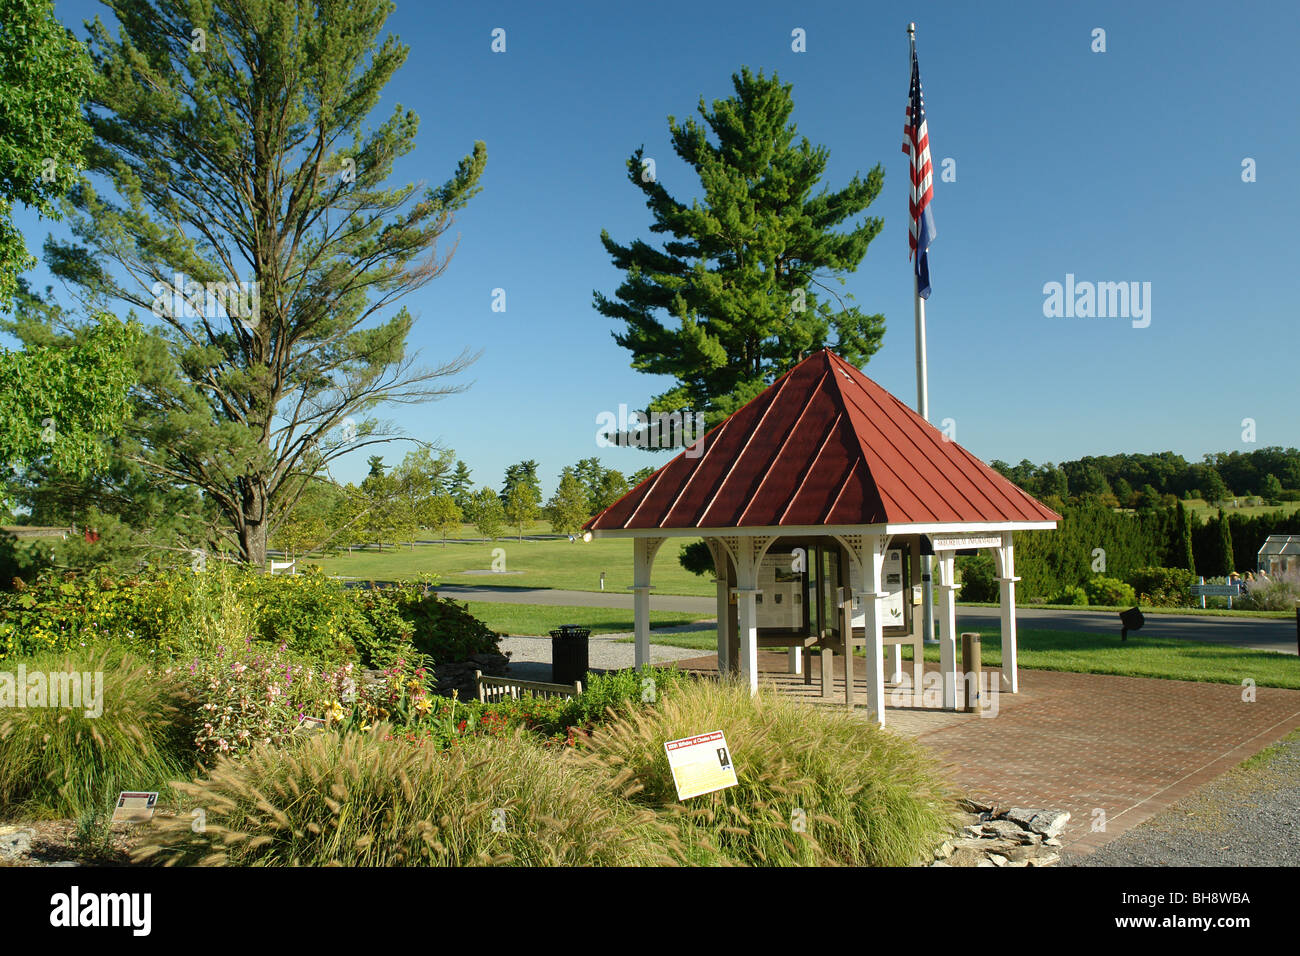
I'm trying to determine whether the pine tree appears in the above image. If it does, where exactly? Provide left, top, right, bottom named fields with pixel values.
left=47, top=0, right=487, bottom=564
left=448, top=460, right=473, bottom=510
left=594, top=67, right=886, bottom=429
left=500, top=460, right=542, bottom=505
left=1170, top=499, right=1195, bottom=574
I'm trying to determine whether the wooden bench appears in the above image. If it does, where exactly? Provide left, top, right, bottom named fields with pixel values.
left=474, top=671, right=583, bottom=704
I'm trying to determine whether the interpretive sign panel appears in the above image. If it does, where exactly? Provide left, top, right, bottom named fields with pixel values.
left=664, top=731, right=738, bottom=800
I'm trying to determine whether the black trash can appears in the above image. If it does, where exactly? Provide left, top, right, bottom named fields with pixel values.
left=549, top=625, right=591, bottom=686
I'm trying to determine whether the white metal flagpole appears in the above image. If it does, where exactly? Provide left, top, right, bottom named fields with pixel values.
left=909, top=21, right=938, bottom=645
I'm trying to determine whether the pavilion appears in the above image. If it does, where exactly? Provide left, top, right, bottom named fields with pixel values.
left=582, top=349, right=1060, bottom=725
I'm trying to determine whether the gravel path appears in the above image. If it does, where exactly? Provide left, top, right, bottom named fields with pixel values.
left=1074, top=731, right=1300, bottom=866
left=498, top=631, right=707, bottom=682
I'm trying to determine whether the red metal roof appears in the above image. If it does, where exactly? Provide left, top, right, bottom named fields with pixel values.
left=585, top=349, right=1061, bottom=531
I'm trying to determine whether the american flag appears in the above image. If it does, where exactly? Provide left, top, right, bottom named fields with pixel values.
left=902, top=45, right=936, bottom=299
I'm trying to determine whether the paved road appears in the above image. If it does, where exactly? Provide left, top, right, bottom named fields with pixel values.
left=425, top=584, right=1297, bottom=655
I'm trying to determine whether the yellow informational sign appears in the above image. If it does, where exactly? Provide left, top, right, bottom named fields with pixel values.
left=111, top=791, right=158, bottom=823
left=664, top=730, right=738, bottom=800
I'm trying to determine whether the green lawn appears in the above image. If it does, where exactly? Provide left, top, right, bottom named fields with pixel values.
left=946, top=629, right=1300, bottom=689
left=463, top=601, right=709, bottom=637
left=623, top=627, right=1300, bottom=689
left=961, top=601, right=1292, bottom=619
left=1183, top=498, right=1300, bottom=521
left=306, top=536, right=715, bottom=596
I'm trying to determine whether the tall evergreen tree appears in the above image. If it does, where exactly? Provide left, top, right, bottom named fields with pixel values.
left=1170, top=499, right=1195, bottom=574
left=448, top=460, right=473, bottom=510
left=500, top=460, right=541, bottom=504
left=594, top=67, right=886, bottom=428
left=47, top=0, right=487, bottom=564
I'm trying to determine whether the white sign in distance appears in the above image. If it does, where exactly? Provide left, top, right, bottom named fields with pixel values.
left=664, top=730, right=738, bottom=800
left=930, top=534, right=1004, bottom=551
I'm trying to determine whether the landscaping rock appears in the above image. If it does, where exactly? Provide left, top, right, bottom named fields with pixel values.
left=981, top=819, right=1041, bottom=844
left=1006, top=808, right=1071, bottom=839
left=0, top=826, right=35, bottom=862
left=926, top=802, right=1068, bottom=867
left=946, top=847, right=991, bottom=867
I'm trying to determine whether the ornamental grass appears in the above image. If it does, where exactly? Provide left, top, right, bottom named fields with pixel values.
left=134, top=724, right=681, bottom=866
left=0, top=647, right=195, bottom=819
left=572, top=677, right=958, bottom=867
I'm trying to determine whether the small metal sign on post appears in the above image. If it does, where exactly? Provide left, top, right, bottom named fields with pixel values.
left=664, top=731, right=738, bottom=800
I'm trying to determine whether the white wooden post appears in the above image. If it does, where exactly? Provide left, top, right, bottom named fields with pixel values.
left=996, top=535, right=1020, bottom=694
left=788, top=646, right=803, bottom=675
left=937, top=553, right=959, bottom=709
left=887, top=644, right=903, bottom=684
left=847, top=535, right=888, bottom=726
left=630, top=537, right=664, bottom=669
left=726, top=536, right=774, bottom=695
left=708, top=539, right=732, bottom=675
left=736, top=587, right=760, bottom=694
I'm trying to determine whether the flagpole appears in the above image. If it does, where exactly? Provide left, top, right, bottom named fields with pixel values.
left=909, top=21, right=938, bottom=646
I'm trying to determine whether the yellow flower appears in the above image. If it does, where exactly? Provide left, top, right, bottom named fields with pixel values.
left=327, top=701, right=345, bottom=723
left=414, top=697, right=432, bottom=715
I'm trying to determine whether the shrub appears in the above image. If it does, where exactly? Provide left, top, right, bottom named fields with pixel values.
left=1083, top=576, right=1136, bottom=607
left=574, top=678, right=956, bottom=866
left=0, top=648, right=196, bottom=819
left=136, top=725, right=679, bottom=866
left=401, top=593, right=501, bottom=662
left=957, top=553, right=998, bottom=602
left=0, top=564, right=360, bottom=663
left=351, top=584, right=499, bottom=667
left=677, top=540, right=714, bottom=577
left=241, top=567, right=366, bottom=663
left=1126, top=567, right=1196, bottom=607
left=1237, top=568, right=1300, bottom=611
left=1049, top=586, right=1088, bottom=606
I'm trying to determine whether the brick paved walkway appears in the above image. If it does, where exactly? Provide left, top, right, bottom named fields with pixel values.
left=676, top=651, right=1300, bottom=858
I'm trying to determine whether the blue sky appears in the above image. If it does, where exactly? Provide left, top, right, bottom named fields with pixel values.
left=13, top=0, right=1300, bottom=496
